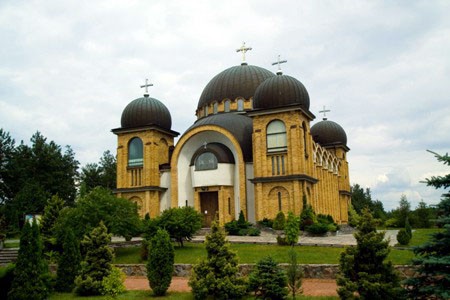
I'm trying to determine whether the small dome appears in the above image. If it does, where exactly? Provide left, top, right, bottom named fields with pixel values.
left=253, top=74, right=310, bottom=110
left=310, top=119, right=347, bottom=146
left=121, top=96, right=172, bottom=130
left=198, top=64, right=275, bottom=109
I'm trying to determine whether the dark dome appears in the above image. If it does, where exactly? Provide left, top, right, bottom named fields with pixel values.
left=187, top=113, right=253, bottom=162
left=253, top=74, right=310, bottom=110
left=310, top=119, right=347, bottom=146
left=198, top=64, right=275, bottom=109
left=121, top=96, right=172, bottom=130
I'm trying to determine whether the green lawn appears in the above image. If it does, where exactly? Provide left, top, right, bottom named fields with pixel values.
left=49, top=291, right=337, bottom=299
left=409, top=228, right=440, bottom=247
left=114, top=242, right=415, bottom=265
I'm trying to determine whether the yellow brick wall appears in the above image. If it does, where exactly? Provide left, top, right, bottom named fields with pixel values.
left=115, top=129, right=174, bottom=217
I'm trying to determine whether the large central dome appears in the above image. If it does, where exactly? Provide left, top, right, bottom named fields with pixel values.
left=197, top=64, right=275, bottom=109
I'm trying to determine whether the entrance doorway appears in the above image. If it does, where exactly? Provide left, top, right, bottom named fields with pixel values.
left=200, top=191, right=219, bottom=227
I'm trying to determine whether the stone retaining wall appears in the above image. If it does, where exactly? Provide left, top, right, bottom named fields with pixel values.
left=115, top=264, right=417, bottom=279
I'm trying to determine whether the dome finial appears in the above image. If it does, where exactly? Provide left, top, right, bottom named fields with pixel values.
left=319, top=105, right=331, bottom=120
left=236, top=42, right=252, bottom=65
left=140, top=78, right=154, bottom=97
left=272, top=55, right=287, bottom=75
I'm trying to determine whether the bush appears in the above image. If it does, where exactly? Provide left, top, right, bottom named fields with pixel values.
left=0, top=263, right=15, bottom=299
left=397, top=229, right=411, bottom=245
left=305, top=223, right=329, bottom=235
left=189, top=220, right=246, bottom=300
left=224, top=212, right=259, bottom=236
left=56, top=227, right=81, bottom=292
left=157, top=206, right=203, bottom=247
left=285, top=212, right=300, bottom=245
left=257, top=218, right=273, bottom=228
left=247, top=227, right=261, bottom=236
left=273, top=211, right=286, bottom=230
left=75, top=221, right=113, bottom=296
left=287, top=248, right=303, bottom=298
left=276, top=235, right=289, bottom=246
left=348, top=203, right=360, bottom=227
left=224, top=220, right=241, bottom=235
left=147, top=229, right=174, bottom=296
left=248, top=256, right=288, bottom=299
left=405, top=217, right=412, bottom=238
left=100, top=266, right=126, bottom=297
left=8, top=219, right=51, bottom=300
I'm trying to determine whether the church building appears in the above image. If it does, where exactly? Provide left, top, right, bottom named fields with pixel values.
left=112, top=45, right=351, bottom=227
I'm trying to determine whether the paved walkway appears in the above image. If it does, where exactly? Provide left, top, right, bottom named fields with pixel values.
left=190, top=230, right=399, bottom=247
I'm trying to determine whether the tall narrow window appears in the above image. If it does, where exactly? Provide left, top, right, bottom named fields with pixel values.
left=228, top=197, right=231, bottom=215
left=224, top=100, right=230, bottom=112
left=237, top=99, right=244, bottom=111
left=281, top=156, right=285, bottom=174
left=213, top=102, right=218, bottom=114
left=278, top=192, right=282, bottom=211
left=128, top=137, right=143, bottom=166
left=302, top=122, right=308, bottom=157
left=204, top=106, right=208, bottom=117
left=267, top=120, right=287, bottom=152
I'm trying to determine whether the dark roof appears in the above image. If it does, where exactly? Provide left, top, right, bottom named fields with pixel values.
left=253, top=74, right=310, bottom=110
left=190, top=142, right=235, bottom=165
left=198, top=64, right=275, bottom=109
left=120, top=96, right=172, bottom=130
left=310, top=119, right=347, bottom=147
left=187, top=113, right=253, bottom=162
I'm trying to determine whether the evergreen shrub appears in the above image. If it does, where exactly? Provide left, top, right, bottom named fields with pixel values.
left=257, top=217, right=273, bottom=228
left=248, top=256, right=288, bottom=299
left=147, top=229, right=174, bottom=296
left=0, top=263, right=15, bottom=299
left=285, top=212, right=300, bottom=245
left=100, top=266, right=126, bottom=297
left=56, top=227, right=81, bottom=292
left=305, top=223, right=329, bottom=235
left=273, top=211, right=286, bottom=230
left=396, top=228, right=411, bottom=245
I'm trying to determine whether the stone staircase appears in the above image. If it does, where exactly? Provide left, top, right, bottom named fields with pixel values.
left=0, top=248, right=18, bottom=266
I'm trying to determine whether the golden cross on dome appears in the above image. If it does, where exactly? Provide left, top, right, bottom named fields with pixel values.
left=236, top=42, right=252, bottom=64
left=319, top=105, right=331, bottom=120
left=272, top=55, right=287, bottom=75
left=140, top=78, right=153, bottom=96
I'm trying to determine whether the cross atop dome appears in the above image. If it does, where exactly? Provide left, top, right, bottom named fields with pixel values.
left=319, top=105, right=331, bottom=120
left=272, top=55, right=287, bottom=75
left=140, top=78, right=153, bottom=97
left=236, top=42, right=252, bottom=65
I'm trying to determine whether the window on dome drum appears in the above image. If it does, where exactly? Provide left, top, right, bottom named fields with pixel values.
left=213, top=102, right=218, bottom=114
left=224, top=100, right=230, bottom=112
left=204, top=106, right=208, bottom=117
left=237, top=99, right=244, bottom=111
left=128, top=137, right=143, bottom=167
left=267, top=120, right=287, bottom=152
left=195, top=152, right=218, bottom=171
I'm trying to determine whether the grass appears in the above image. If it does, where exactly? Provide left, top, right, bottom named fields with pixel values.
left=114, top=242, right=415, bottom=265
left=49, top=291, right=337, bottom=299
left=409, top=228, right=440, bottom=247
left=3, top=241, right=20, bottom=248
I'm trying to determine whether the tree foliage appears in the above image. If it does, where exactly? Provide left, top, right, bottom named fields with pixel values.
left=56, top=227, right=81, bottom=292
left=351, top=184, right=386, bottom=221
left=189, top=220, right=247, bottom=300
left=405, top=151, right=450, bottom=300
left=248, top=256, right=288, bottom=300
left=75, top=221, right=113, bottom=296
left=286, top=247, right=303, bottom=299
left=147, top=229, right=174, bottom=296
left=79, top=150, right=116, bottom=195
left=273, top=211, right=286, bottom=230
left=54, top=187, right=141, bottom=241
left=1, top=131, right=78, bottom=231
left=8, top=219, right=51, bottom=300
left=158, top=206, right=202, bottom=247
left=337, top=209, right=404, bottom=299
left=285, top=211, right=300, bottom=246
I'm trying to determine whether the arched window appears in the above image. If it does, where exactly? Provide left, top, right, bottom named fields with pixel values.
left=224, top=100, right=230, bottom=112
left=237, top=99, right=244, bottom=111
left=267, top=120, right=287, bottom=152
left=213, top=102, right=218, bottom=114
left=204, top=106, right=208, bottom=117
left=302, top=122, right=308, bottom=158
left=195, top=152, right=218, bottom=171
left=128, top=137, right=143, bottom=166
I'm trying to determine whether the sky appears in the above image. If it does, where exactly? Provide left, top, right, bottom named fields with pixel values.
left=1, top=0, right=449, bottom=211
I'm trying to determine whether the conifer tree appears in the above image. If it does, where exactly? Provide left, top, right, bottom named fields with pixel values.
left=189, top=220, right=247, bottom=300
left=285, top=211, right=300, bottom=245
left=147, top=229, right=174, bottom=296
left=40, top=194, right=64, bottom=254
left=8, top=219, right=50, bottom=300
left=337, top=208, right=404, bottom=299
left=286, top=247, right=303, bottom=299
left=75, top=221, right=113, bottom=296
left=56, top=227, right=81, bottom=292
left=248, top=256, right=288, bottom=300
left=405, top=151, right=450, bottom=299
